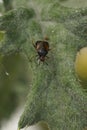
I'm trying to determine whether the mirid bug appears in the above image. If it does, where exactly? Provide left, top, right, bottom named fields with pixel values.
left=33, top=38, right=50, bottom=63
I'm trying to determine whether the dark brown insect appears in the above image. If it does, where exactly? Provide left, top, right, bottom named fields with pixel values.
left=33, top=39, right=50, bottom=63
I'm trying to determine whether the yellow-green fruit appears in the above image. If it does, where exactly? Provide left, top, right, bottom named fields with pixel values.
left=75, top=47, right=87, bottom=81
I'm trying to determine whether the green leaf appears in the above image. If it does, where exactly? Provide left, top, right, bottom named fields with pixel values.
left=41, top=2, right=87, bottom=41
left=18, top=1, right=87, bottom=130
left=18, top=23, right=87, bottom=130
left=0, top=7, right=36, bottom=54
left=0, top=1, right=87, bottom=130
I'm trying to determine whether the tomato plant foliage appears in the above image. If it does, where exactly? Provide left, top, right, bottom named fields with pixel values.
left=0, top=1, right=87, bottom=130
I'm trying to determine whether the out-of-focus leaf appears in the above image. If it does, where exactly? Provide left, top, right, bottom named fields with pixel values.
left=0, top=31, right=5, bottom=41
left=3, top=0, right=13, bottom=11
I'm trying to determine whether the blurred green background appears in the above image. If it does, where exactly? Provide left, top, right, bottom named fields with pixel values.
left=0, top=0, right=32, bottom=123
left=0, top=52, right=31, bottom=123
